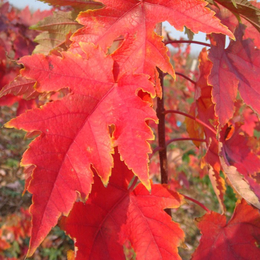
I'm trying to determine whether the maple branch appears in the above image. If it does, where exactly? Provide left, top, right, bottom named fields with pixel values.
left=157, top=75, right=173, bottom=216
left=156, top=69, right=168, bottom=185
left=175, top=72, right=196, bottom=85
left=150, top=146, right=164, bottom=157
left=181, top=194, right=210, bottom=213
left=166, top=137, right=206, bottom=146
left=164, top=39, right=211, bottom=47
left=164, top=110, right=217, bottom=135
left=156, top=22, right=171, bottom=217
left=156, top=23, right=168, bottom=187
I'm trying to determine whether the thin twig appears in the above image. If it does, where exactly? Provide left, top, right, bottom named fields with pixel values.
left=175, top=71, right=196, bottom=85
left=164, top=109, right=217, bottom=135
left=156, top=69, right=168, bottom=186
left=181, top=194, right=211, bottom=213
left=164, top=39, right=211, bottom=47
left=166, top=137, right=206, bottom=147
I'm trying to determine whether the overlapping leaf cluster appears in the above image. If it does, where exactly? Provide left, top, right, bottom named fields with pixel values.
left=0, top=1, right=52, bottom=114
left=1, top=0, right=260, bottom=259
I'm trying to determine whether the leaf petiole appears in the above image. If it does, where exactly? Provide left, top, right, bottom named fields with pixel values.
left=175, top=71, right=196, bottom=85
left=181, top=194, right=210, bottom=213
left=164, top=109, right=217, bottom=135
left=166, top=137, right=206, bottom=146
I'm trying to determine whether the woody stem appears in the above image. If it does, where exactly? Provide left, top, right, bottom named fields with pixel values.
left=156, top=22, right=171, bottom=217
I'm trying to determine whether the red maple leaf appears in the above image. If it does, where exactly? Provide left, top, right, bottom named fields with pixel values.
left=187, top=48, right=227, bottom=212
left=73, top=0, right=233, bottom=47
left=211, top=2, right=260, bottom=48
left=192, top=199, right=260, bottom=260
left=60, top=150, right=185, bottom=260
left=71, top=0, right=233, bottom=88
left=6, top=43, right=157, bottom=256
left=209, top=24, right=260, bottom=125
left=189, top=47, right=260, bottom=211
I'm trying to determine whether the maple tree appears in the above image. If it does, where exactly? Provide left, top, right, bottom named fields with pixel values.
left=1, top=0, right=260, bottom=259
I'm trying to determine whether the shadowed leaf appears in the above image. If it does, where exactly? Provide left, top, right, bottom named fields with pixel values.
left=60, top=151, right=185, bottom=260
left=192, top=199, right=260, bottom=259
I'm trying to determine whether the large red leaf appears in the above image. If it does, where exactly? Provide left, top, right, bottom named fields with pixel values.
left=208, top=34, right=238, bottom=126
left=192, top=199, right=260, bottom=260
left=60, top=151, right=185, bottom=260
left=209, top=25, right=260, bottom=125
left=210, top=2, right=260, bottom=48
left=72, top=0, right=233, bottom=81
left=111, top=32, right=172, bottom=94
left=73, top=0, right=233, bottom=46
left=6, top=43, right=157, bottom=256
